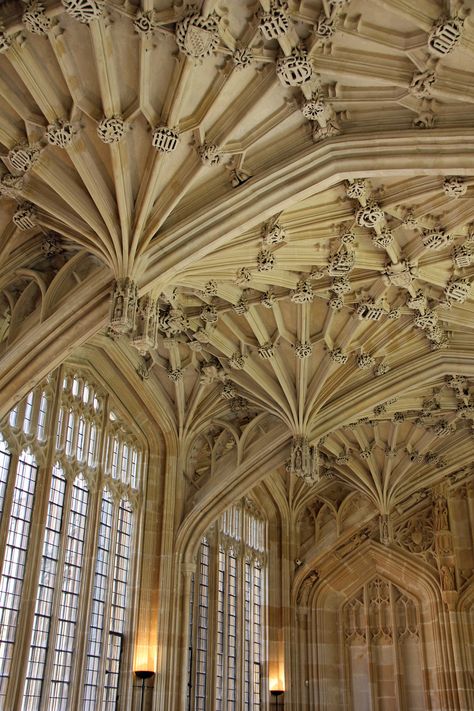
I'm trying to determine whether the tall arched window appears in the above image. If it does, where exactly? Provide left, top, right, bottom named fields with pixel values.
left=187, top=499, right=266, bottom=711
left=0, top=367, right=145, bottom=711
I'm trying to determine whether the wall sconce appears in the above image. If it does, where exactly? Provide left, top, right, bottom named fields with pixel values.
left=270, top=689, right=284, bottom=710
left=135, top=670, right=154, bottom=711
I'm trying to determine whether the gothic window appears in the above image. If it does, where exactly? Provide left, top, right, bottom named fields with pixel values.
left=0, top=367, right=144, bottom=711
left=188, top=500, right=266, bottom=711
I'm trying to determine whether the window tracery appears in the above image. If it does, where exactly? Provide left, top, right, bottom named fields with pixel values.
left=0, top=366, right=145, bottom=710
left=187, top=500, right=266, bottom=711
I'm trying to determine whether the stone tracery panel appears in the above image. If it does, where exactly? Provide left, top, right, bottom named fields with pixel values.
left=341, top=577, right=424, bottom=711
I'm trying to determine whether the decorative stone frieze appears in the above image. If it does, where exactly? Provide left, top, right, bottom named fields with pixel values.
left=23, top=0, right=51, bottom=34
left=152, top=127, right=180, bottom=153
left=291, top=279, right=314, bottom=304
left=62, top=0, right=104, bottom=23
left=97, top=116, right=127, bottom=144
left=13, top=202, right=38, bottom=230
left=276, top=47, right=312, bottom=87
left=443, top=176, right=467, bottom=198
left=198, top=143, right=223, bottom=166
left=175, top=12, right=220, bottom=59
left=109, top=278, right=138, bottom=335
left=8, top=144, right=40, bottom=173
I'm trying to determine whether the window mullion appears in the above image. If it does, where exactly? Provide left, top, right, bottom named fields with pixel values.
left=0, top=451, right=19, bottom=567
left=98, top=499, right=120, bottom=708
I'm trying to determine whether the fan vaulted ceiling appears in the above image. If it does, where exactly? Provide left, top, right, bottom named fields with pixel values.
left=0, top=0, right=474, bottom=515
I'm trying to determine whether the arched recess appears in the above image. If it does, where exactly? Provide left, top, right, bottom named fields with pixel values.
left=295, top=542, right=450, bottom=711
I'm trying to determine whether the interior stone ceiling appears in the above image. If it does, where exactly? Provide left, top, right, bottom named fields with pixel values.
left=0, top=0, right=474, bottom=514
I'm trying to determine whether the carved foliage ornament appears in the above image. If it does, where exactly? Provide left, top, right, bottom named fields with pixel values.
left=23, top=0, right=52, bottom=34
left=97, top=116, right=127, bottom=144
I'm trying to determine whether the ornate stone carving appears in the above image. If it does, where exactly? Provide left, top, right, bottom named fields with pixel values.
left=203, top=280, right=218, bottom=297
left=159, top=307, right=189, bottom=336
left=327, top=245, right=355, bottom=276
left=331, top=276, right=351, bottom=295
left=200, top=305, right=218, bottom=323
left=260, top=290, right=276, bottom=308
left=329, top=347, right=348, bottom=365
left=132, top=294, right=159, bottom=354
left=406, top=289, right=427, bottom=311
left=262, top=222, right=286, bottom=245
left=137, top=353, right=154, bottom=380
left=379, top=514, right=392, bottom=546
left=198, top=143, right=223, bottom=166
left=167, top=367, right=183, bottom=382
left=23, top=0, right=51, bottom=34
left=428, top=16, right=463, bottom=56
left=335, top=528, right=371, bottom=559
left=297, top=571, right=319, bottom=606
left=61, top=0, right=104, bottom=23
left=314, top=12, right=338, bottom=41
left=410, top=69, right=436, bottom=98
left=109, top=278, right=138, bottom=335
left=357, top=353, right=375, bottom=370
left=134, top=10, right=158, bottom=38
left=440, top=564, right=456, bottom=591
left=46, top=119, right=75, bottom=148
left=276, top=47, right=312, bottom=87
left=422, top=228, right=452, bottom=250
left=13, top=202, right=37, bottom=230
left=414, top=310, right=438, bottom=330
left=233, top=296, right=248, bottom=315
left=220, top=381, right=237, bottom=400
left=229, top=352, right=247, bottom=370
left=152, top=127, right=180, bottom=153
left=259, top=1, right=290, bottom=39
left=443, top=277, right=471, bottom=305
left=97, top=116, right=127, bottom=144
left=289, top=436, right=319, bottom=484
left=0, top=173, right=23, bottom=198
left=257, top=249, right=275, bottom=271
left=0, top=31, right=12, bottom=54
left=372, top=227, right=393, bottom=249
left=443, top=176, right=467, bottom=198
left=258, top=343, right=274, bottom=359
left=328, top=295, right=343, bottom=311
left=356, top=201, right=384, bottom=228
left=413, top=107, right=436, bottom=129
left=8, top=144, right=40, bottom=173
left=295, top=341, right=312, bottom=359
left=312, top=119, right=341, bottom=142
left=175, top=12, right=220, bottom=60
left=346, top=178, right=369, bottom=200
left=42, top=233, right=63, bottom=257
left=452, top=244, right=474, bottom=268
left=374, top=362, right=390, bottom=376
left=291, top=279, right=314, bottom=304
left=355, top=300, right=385, bottom=321
left=235, top=267, right=252, bottom=285
left=232, top=47, right=252, bottom=69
